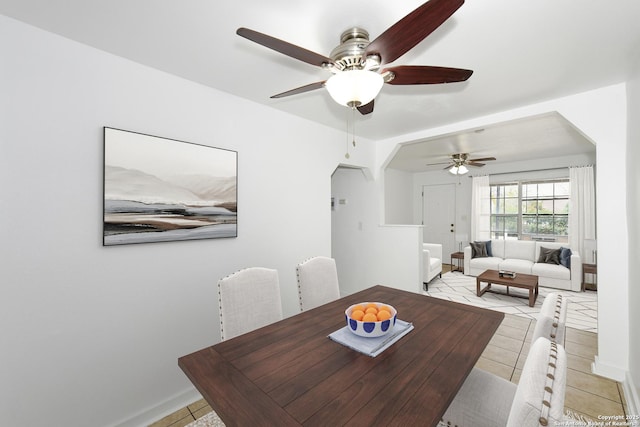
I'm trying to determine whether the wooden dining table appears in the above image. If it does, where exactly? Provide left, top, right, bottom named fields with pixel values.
left=178, top=285, right=504, bottom=427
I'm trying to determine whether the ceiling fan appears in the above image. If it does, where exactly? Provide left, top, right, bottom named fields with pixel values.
left=428, top=153, right=497, bottom=175
left=236, top=0, right=472, bottom=115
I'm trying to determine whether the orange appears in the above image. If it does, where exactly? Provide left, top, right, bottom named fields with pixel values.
left=365, top=307, right=378, bottom=315
left=362, top=312, right=378, bottom=322
left=365, top=303, right=378, bottom=310
left=379, top=305, right=392, bottom=313
left=351, top=304, right=365, bottom=312
left=377, top=310, right=392, bottom=321
left=350, top=309, right=365, bottom=321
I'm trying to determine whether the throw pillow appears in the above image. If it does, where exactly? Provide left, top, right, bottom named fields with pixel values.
left=538, top=247, right=561, bottom=265
left=470, top=241, right=488, bottom=258
left=472, top=241, right=492, bottom=257
left=485, top=240, right=493, bottom=257
left=559, top=247, right=572, bottom=269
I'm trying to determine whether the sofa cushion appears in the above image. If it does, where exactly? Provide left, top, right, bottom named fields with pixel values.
left=538, top=246, right=561, bottom=265
left=491, top=240, right=505, bottom=259
left=471, top=241, right=488, bottom=258
left=559, top=247, right=572, bottom=269
left=505, top=240, right=536, bottom=261
left=499, top=259, right=534, bottom=274
left=532, top=263, right=570, bottom=280
left=470, top=257, right=502, bottom=271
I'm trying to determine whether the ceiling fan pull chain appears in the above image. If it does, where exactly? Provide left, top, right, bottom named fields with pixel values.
left=345, top=107, right=351, bottom=159
left=352, top=107, right=357, bottom=147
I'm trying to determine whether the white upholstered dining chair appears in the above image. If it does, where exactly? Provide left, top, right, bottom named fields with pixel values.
left=531, top=292, right=569, bottom=345
left=440, top=337, right=567, bottom=427
left=296, top=256, right=341, bottom=311
left=217, top=267, right=283, bottom=341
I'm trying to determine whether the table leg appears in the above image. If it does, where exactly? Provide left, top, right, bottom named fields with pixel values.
left=528, top=284, right=539, bottom=307
left=477, top=279, right=491, bottom=297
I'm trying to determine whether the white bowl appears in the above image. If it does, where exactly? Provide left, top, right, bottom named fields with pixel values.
left=345, top=302, right=397, bottom=338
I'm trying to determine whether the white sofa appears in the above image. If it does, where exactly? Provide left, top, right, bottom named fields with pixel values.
left=423, top=243, right=443, bottom=288
left=463, top=240, right=582, bottom=292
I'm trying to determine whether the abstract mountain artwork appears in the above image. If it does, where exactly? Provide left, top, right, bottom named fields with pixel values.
left=103, top=128, right=237, bottom=246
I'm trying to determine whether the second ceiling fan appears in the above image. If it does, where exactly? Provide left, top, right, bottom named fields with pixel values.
left=429, top=153, right=497, bottom=175
left=236, top=0, right=473, bottom=115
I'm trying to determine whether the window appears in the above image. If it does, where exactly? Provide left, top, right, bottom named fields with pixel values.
left=490, top=179, right=569, bottom=242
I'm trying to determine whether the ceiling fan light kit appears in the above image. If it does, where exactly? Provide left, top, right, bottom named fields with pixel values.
left=449, top=164, right=469, bottom=175
left=325, top=69, right=384, bottom=108
left=236, top=0, right=472, bottom=115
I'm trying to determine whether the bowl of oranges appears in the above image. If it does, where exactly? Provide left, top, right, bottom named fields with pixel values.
left=345, top=302, right=397, bottom=338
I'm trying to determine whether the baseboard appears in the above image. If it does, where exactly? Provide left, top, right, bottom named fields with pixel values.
left=111, top=386, right=201, bottom=427
left=592, top=356, right=627, bottom=382
left=624, top=372, right=640, bottom=417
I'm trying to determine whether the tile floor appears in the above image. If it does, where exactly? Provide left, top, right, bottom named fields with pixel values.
left=150, top=265, right=625, bottom=426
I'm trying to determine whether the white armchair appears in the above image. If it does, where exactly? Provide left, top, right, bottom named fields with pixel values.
left=423, top=243, right=443, bottom=289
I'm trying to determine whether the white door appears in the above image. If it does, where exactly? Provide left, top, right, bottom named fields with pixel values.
left=422, top=184, right=456, bottom=261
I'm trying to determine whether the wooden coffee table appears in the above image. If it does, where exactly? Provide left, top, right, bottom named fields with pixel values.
left=476, top=269, right=539, bottom=307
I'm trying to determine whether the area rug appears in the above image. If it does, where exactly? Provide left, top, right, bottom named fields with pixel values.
left=425, top=271, right=597, bottom=332
left=186, top=411, right=225, bottom=427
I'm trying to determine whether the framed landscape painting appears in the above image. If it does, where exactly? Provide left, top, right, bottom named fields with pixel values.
left=103, top=127, right=237, bottom=246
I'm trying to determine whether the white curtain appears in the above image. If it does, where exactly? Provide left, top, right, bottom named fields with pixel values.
left=569, top=166, right=596, bottom=259
left=471, top=175, right=491, bottom=241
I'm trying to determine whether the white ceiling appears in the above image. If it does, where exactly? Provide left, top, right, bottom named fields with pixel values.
left=387, top=112, right=595, bottom=172
left=1, top=0, right=637, bottom=170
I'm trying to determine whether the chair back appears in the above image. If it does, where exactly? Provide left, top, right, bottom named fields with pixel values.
left=218, top=267, right=283, bottom=340
left=296, top=256, right=340, bottom=311
left=506, top=337, right=567, bottom=427
left=531, top=293, right=568, bottom=345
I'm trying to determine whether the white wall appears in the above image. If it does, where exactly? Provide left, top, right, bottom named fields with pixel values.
left=0, top=16, right=376, bottom=427
left=625, top=57, right=640, bottom=413
left=331, top=167, right=422, bottom=295
left=331, top=168, right=375, bottom=296
left=384, top=168, right=413, bottom=224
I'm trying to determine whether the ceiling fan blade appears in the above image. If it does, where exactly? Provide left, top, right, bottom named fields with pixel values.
left=364, top=0, right=465, bottom=65
left=383, top=65, right=473, bottom=85
left=357, top=100, right=375, bottom=115
left=467, top=162, right=486, bottom=167
left=442, top=164, right=455, bottom=170
left=237, top=28, right=334, bottom=68
left=467, top=157, right=496, bottom=162
left=270, top=81, right=326, bottom=99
